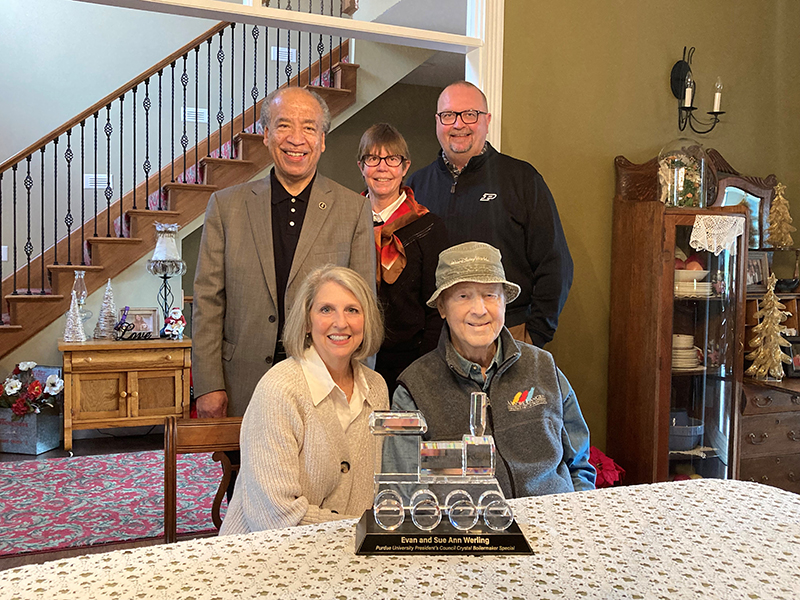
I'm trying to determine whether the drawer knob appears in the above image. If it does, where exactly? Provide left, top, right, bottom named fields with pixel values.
left=166, top=354, right=172, bottom=361
left=747, top=432, right=769, bottom=445
left=792, top=395, right=800, bottom=405
left=85, top=356, right=93, bottom=363
left=120, top=391, right=127, bottom=398
left=131, top=391, right=139, bottom=398
left=754, top=396, right=773, bottom=408
left=788, top=430, right=799, bottom=442
left=789, top=471, right=796, bottom=482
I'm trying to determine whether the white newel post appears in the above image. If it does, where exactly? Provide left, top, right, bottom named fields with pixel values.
left=466, top=0, right=504, bottom=151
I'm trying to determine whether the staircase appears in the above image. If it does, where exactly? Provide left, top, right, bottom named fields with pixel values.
left=0, top=23, right=360, bottom=359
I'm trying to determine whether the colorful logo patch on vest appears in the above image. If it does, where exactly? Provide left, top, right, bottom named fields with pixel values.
left=508, top=387, right=546, bottom=411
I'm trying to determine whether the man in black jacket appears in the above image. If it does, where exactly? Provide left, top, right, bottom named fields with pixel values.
left=406, top=81, right=572, bottom=347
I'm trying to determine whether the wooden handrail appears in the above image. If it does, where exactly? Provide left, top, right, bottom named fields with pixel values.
left=0, top=21, right=229, bottom=173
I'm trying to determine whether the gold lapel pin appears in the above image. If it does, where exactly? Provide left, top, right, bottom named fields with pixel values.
left=319, top=201, right=327, bottom=210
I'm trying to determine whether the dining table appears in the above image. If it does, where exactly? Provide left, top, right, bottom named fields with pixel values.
left=2, top=478, right=798, bottom=599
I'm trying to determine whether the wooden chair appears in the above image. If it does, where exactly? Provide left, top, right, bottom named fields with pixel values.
left=164, top=415, right=242, bottom=543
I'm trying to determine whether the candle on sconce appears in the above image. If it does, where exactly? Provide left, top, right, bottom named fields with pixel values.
left=713, top=77, right=723, bottom=112
left=683, top=72, right=694, bottom=107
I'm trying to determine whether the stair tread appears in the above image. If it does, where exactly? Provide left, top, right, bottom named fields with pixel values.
left=86, top=237, right=142, bottom=244
left=128, top=209, right=181, bottom=217
left=201, top=157, right=255, bottom=166
left=5, top=292, right=64, bottom=301
left=0, top=325, right=24, bottom=331
left=163, top=183, right=218, bottom=191
left=307, top=85, right=351, bottom=95
left=48, top=264, right=103, bottom=271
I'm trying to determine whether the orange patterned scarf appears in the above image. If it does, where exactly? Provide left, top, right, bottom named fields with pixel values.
left=371, top=187, right=429, bottom=288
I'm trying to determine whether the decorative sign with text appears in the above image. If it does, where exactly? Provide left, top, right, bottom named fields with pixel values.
left=354, top=511, right=533, bottom=555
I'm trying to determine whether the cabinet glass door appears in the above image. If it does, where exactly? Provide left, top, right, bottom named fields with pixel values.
left=670, top=224, right=739, bottom=480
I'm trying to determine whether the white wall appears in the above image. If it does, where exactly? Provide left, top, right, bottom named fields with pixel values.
left=0, top=0, right=215, bottom=165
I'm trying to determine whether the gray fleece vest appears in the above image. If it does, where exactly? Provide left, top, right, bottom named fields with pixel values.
left=397, top=325, right=574, bottom=498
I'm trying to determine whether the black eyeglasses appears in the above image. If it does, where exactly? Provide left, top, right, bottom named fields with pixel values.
left=361, top=154, right=405, bottom=167
left=436, top=110, right=488, bottom=125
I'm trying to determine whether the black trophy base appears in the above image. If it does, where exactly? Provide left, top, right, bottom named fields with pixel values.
left=354, top=510, right=533, bottom=555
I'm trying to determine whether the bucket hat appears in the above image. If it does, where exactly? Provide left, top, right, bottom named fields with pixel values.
left=426, top=242, right=521, bottom=307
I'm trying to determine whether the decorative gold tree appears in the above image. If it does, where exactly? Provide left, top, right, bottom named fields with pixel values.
left=767, top=182, right=795, bottom=248
left=746, top=273, right=792, bottom=380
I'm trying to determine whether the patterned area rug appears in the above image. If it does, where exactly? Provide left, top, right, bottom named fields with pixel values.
left=0, top=450, right=223, bottom=556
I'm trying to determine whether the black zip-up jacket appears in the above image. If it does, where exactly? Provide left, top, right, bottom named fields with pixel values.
left=406, top=144, right=573, bottom=346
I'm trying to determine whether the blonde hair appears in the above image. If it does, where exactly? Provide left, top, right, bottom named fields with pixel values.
left=282, top=266, right=383, bottom=361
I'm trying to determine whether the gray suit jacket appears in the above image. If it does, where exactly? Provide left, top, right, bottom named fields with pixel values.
left=192, top=173, right=376, bottom=416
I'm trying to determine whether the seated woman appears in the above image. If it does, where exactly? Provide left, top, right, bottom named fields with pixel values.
left=390, top=242, right=596, bottom=497
left=220, top=266, right=388, bottom=533
left=357, top=123, right=449, bottom=395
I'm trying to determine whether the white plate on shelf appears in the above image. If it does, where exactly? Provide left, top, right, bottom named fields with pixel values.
left=672, top=365, right=706, bottom=373
left=675, top=269, right=710, bottom=282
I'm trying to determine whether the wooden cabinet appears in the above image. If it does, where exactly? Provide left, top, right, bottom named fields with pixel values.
left=607, top=155, right=748, bottom=484
left=739, top=379, right=800, bottom=493
left=59, top=338, right=191, bottom=450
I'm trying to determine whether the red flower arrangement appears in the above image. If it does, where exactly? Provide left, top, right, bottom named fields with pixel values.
left=0, top=362, right=64, bottom=421
left=589, top=446, right=626, bottom=488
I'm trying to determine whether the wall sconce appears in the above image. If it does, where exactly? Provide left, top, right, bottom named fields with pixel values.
left=146, top=223, right=186, bottom=336
left=670, top=46, right=724, bottom=134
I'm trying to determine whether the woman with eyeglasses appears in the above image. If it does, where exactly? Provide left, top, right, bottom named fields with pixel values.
left=357, top=123, right=449, bottom=394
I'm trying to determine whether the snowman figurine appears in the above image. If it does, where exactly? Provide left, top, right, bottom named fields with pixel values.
left=162, top=307, right=187, bottom=340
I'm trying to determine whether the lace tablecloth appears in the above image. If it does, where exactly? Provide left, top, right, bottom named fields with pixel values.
left=2, top=479, right=799, bottom=599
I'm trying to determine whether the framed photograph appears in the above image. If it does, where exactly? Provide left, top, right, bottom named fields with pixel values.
left=746, top=251, right=770, bottom=293
left=784, top=336, right=800, bottom=378
left=119, top=308, right=159, bottom=335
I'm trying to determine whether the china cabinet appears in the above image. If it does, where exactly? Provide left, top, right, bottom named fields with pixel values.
left=59, top=338, right=191, bottom=450
left=607, top=155, right=748, bottom=484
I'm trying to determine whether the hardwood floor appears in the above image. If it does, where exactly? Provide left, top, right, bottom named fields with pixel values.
left=0, top=431, right=215, bottom=571
left=0, top=429, right=163, bottom=463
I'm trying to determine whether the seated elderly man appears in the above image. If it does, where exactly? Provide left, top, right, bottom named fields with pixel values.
left=392, top=242, right=595, bottom=497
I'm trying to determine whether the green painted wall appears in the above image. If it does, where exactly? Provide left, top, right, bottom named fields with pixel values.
left=502, top=0, right=800, bottom=451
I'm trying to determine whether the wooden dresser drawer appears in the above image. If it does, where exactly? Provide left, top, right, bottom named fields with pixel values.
left=740, top=412, right=800, bottom=458
left=68, top=347, right=185, bottom=372
left=739, top=454, right=800, bottom=494
left=742, top=383, right=800, bottom=415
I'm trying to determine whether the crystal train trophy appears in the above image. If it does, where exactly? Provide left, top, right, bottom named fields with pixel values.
left=355, top=392, right=533, bottom=555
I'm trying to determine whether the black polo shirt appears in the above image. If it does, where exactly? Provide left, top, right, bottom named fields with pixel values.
left=271, top=169, right=314, bottom=351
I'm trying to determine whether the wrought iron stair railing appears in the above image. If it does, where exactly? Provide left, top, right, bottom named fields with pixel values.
left=0, top=4, right=356, bottom=358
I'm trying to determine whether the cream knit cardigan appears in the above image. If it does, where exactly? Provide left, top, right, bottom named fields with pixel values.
left=219, top=356, right=388, bottom=534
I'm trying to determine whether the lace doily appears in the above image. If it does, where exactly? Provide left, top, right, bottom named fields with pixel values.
left=690, top=214, right=746, bottom=256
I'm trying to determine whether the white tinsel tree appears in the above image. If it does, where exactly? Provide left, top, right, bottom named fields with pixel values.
left=746, top=273, right=792, bottom=380
left=766, top=182, right=795, bottom=248
left=63, top=290, right=87, bottom=342
left=93, top=279, right=117, bottom=339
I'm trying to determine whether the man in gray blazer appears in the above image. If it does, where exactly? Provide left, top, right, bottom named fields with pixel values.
left=192, top=87, right=375, bottom=417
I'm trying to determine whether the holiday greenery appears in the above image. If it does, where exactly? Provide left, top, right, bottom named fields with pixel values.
left=745, top=273, right=792, bottom=380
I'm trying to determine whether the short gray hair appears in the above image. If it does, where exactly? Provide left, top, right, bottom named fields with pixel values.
left=282, top=266, right=383, bottom=361
left=259, top=87, right=331, bottom=134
